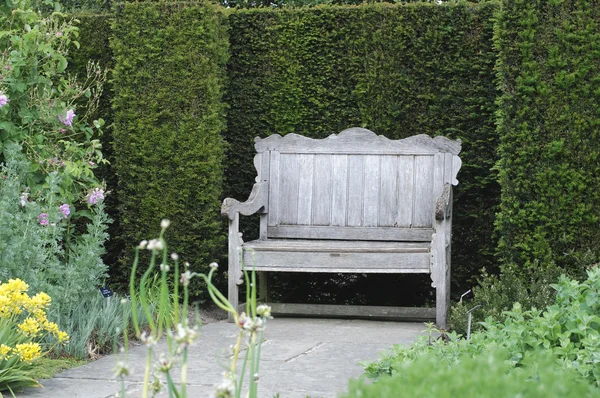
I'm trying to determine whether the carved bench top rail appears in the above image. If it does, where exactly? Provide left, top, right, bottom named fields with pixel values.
left=255, top=127, right=461, bottom=155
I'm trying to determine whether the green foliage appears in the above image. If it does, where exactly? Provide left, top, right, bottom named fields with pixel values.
left=449, top=264, right=561, bottom=334
left=110, top=2, right=228, bottom=294
left=494, top=0, right=600, bottom=274
left=0, top=0, right=107, bottom=201
left=346, top=349, right=600, bottom=398
left=28, top=357, right=87, bottom=380
left=226, top=2, right=500, bottom=296
left=49, top=292, right=152, bottom=359
left=363, top=267, right=600, bottom=386
left=0, top=147, right=110, bottom=314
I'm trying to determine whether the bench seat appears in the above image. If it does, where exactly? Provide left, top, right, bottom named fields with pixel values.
left=242, top=239, right=431, bottom=273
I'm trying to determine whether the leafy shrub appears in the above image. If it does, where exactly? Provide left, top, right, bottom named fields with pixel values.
left=449, top=264, right=561, bottom=334
left=346, top=349, right=600, bottom=398
left=0, top=148, right=110, bottom=315
left=0, top=0, right=107, bottom=200
left=49, top=292, right=152, bottom=360
left=0, top=279, right=69, bottom=394
left=363, top=267, right=600, bottom=386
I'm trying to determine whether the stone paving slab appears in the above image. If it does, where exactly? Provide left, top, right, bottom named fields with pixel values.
left=18, top=318, right=425, bottom=398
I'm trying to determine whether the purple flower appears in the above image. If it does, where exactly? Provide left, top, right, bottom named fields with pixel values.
left=59, top=109, right=75, bottom=127
left=38, top=213, right=49, bottom=226
left=0, top=94, right=8, bottom=107
left=59, top=204, right=70, bottom=219
left=86, top=188, right=105, bottom=205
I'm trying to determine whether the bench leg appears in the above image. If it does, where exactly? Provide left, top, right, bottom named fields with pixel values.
left=228, top=213, right=242, bottom=323
left=259, top=272, right=269, bottom=303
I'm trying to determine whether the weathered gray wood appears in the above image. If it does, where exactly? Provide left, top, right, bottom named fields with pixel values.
left=363, top=155, right=380, bottom=227
left=435, top=184, right=451, bottom=221
left=397, top=156, right=414, bottom=227
left=221, top=181, right=268, bottom=220
left=279, top=154, right=300, bottom=225
left=259, top=272, right=269, bottom=302
left=297, top=154, right=314, bottom=225
left=267, top=225, right=434, bottom=241
left=312, top=155, right=332, bottom=225
left=268, top=151, right=281, bottom=226
left=412, top=155, right=434, bottom=228
left=227, top=128, right=462, bottom=328
left=379, top=156, right=399, bottom=227
left=267, top=303, right=436, bottom=322
left=244, top=239, right=430, bottom=252
left=227, top=213, right=243, bottom=322
left=347, top=155, right=364, bottom=227
left=255, top=128, right=461, bottom=155
left=243, top=251, right=430, bottom=272
left=331, top=155, right=348, bottom=226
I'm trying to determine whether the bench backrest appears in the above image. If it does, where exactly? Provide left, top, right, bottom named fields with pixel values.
left=254, top=128, right=461, bottom=242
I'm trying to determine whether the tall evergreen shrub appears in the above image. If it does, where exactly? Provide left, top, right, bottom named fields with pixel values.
left=110, top=2, right=228, bottom=292
left=495, top=0, right=600, bottom=274
left=225, top=3, right=500, bottom=294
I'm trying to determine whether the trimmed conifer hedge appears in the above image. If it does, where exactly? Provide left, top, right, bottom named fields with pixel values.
left=494, top=0, right=600, bottom=274
left=110, top=2, right=228, bottom=292
left=225, top=2, right=501, bottom=294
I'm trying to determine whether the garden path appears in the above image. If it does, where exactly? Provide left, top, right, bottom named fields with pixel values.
left=19, top=318, right=424, bottom=398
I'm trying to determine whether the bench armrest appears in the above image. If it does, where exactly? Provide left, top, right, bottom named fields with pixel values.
left=435, top=184, right=452, bottom=221
left=221, top=181, right=268, bottom=220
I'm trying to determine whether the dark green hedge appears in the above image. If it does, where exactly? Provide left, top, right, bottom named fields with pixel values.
left=110, top=2, right=228, bottom=292
left=494, top=0, right=600, bottom=275
left=225, top=3, right=500, bottom=295
left=69, top=14, right=124, bottom=274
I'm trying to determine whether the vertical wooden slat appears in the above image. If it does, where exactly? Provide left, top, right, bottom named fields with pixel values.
left=347, top=155, right=364, bottom=226
left=433, top=153, right=445, bottom=205
left=331, top=155, right=348, bottom=226
left=297, top=154, right=314, bottom=225
left=413, top=155, right=434, bottom=227
left=363, top=156, right=380, bottom=227
left=279, top=154, right=300, bottom=225
left=312, top=155, right=333, bottom=226
left=268, top=151, right=281, bottom=226
left=397, top=156, right=414, bottom=227
left=379, top=155, right=399, bottom=227
left=259, top=151, right=270, bottom=239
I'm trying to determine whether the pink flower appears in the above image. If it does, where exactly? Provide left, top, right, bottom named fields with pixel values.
left=56, top=31, right=63, bottom=37
left=38, top=213, right=49, bottom=226
left=89, top=161, right=95, bottom=166
left=86, top=188, right=105, bottom=205
left=60, top=129, right=66, bottom=133
left=0, top=94, right=8, bottom=107
left=58, top=109, right=75, bottom=127
left=59, top=204, right=70, bottom=219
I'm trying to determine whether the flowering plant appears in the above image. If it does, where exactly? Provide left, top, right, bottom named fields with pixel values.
left=0, top=0, right=108, bottom=202
left=116, top=221, right=271, bottom=398
left=0, top=279, right=69, bottom=394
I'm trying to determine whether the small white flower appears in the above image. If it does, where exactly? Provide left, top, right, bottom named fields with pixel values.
left=140, top=331, right=157, bottom=346
left=256, top=304, right=272, bottom=319
left=146, top=239, right=163, bottom=251
left=171, top=253, right=179, bottom=261
left=213, top=373, right=235, bottom=398
left=113, top=361, right=131, bottom=378
left=209, top=262, right=219, bottom=269
left=180, top=270, right=192, bottom=286
left=161, top=219, right=171, bottom=229
left=160, top=263, right=170, bottom=272
left=139, top=240, right=148, bottom=249
left=156, top=353, right=173, bottom=373
left=19, top=192, right=29, bottom=207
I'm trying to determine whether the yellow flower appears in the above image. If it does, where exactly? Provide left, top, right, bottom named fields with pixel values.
left=18, top=317, right=41, bottom=337
left=26, top=292, right=51, bottom=312
left=56, top=331, right=70, bottom=344
left=44, top=321, right=60, bottom=335
left=0, top=295, right=11, bottom=318
left=14, top=342, right=41, bottom=363
left=0, top=344, right=11, bottom=360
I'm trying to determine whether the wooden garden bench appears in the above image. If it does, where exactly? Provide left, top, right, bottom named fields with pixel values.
left=221, top=128, right=462, bottom=328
